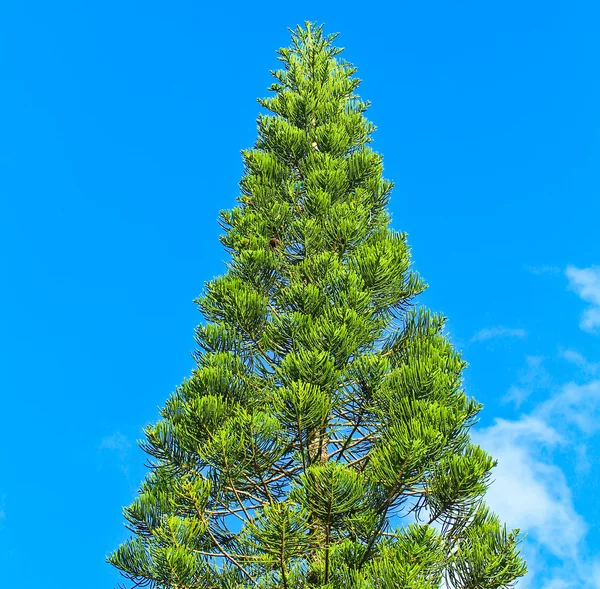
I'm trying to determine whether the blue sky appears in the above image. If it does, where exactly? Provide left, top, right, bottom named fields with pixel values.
left=1, top=1, right=599, bottom=587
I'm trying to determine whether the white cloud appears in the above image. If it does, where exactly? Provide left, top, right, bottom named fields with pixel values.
left=537, top=380, right=600, bottom=436
left=581, top=308, right=600, bottom=333
left=472, top=416, right=588, bottom=589
left=471, top=326, right=527, bottom=343
left=472, top=367, right=600, bottom=588
left=566, top=266, right=600, bottom=333
left=566, top=266, right=600, bottom=306
left=472, top=417, right=583, bottom=558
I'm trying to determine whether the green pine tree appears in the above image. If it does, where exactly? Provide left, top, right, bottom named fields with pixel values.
left=108, top=22, right=527, bottom=589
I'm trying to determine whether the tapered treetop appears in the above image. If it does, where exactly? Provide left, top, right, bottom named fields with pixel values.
left=108, top=22, right=527, bottom=589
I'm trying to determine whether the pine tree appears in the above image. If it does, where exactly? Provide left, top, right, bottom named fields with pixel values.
left=108, top=22, right=527, bottom=589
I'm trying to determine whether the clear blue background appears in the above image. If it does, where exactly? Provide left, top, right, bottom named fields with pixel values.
left=1, top=1, right=598, bottom=587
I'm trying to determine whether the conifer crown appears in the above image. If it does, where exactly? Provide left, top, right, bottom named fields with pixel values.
left=108, top=21, right=527, bottom=589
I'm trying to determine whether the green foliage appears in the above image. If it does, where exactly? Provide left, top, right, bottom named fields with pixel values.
left=108, top=21, right=527, bottom=589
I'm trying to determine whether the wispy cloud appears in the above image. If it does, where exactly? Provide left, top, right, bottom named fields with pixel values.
left=574, top=444, right=591, bottom=475
left=100, top=431, right=131, bottom=452
left=99, top=431, right=131, bottom=475
left=471, top=326, right=527, bottom=343
left=566, top=266, right=600, bottom=333
left=560, top=348, right=600, bottom=375
left=525, top=265, right=562, bottom=276
left=503, top=356, right=550, bottom=408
